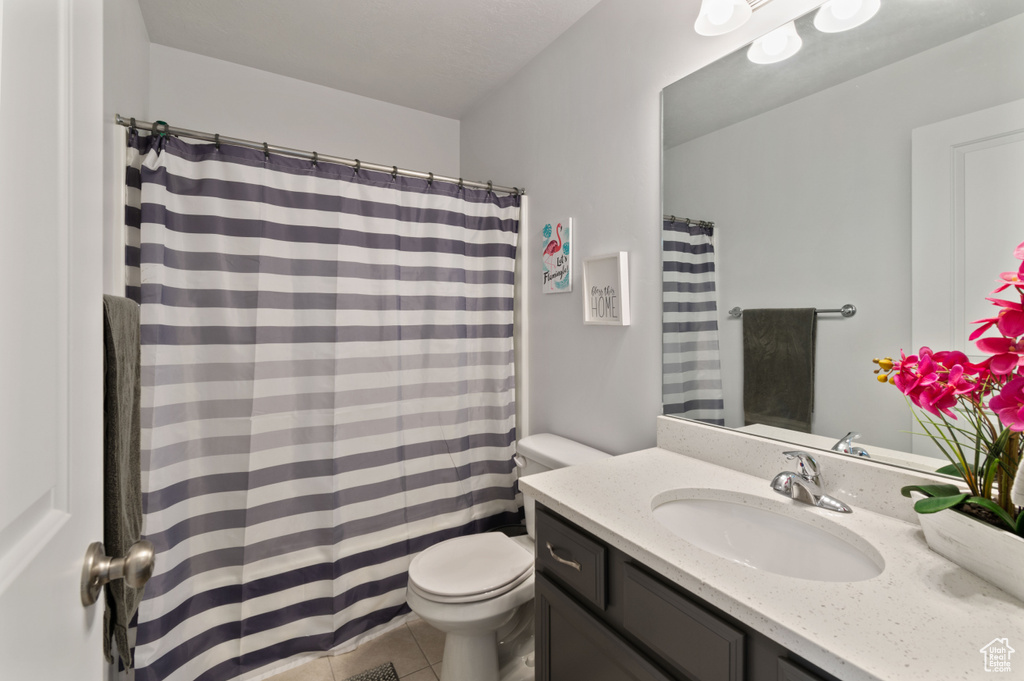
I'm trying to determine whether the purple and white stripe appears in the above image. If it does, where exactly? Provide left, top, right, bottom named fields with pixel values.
left=127, top=134, right=520, bottom=681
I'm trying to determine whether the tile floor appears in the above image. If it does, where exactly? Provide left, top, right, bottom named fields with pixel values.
left=267, top=619, right=445, bottom=681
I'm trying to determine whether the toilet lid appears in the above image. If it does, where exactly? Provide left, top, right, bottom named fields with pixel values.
left=409, top=533, right=533, bottom=599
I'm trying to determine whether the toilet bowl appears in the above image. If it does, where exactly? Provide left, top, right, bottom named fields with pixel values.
left=406, top=434, right=610, bottom=681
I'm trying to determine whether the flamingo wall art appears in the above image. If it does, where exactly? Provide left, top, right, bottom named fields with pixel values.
left=542, top=219, right=572, bottom=293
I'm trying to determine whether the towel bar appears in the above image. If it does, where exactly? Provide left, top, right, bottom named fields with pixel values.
left=728, top=304, right=856, bottom=319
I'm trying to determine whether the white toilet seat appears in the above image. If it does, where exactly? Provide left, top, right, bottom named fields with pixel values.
left=409, top=566, right=533, bottom=604
left=409, top=533, right=534, bottom=604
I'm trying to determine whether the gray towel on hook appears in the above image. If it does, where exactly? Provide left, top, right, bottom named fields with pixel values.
left=742, top=308, right=816, bottom=433
left=102, top=295, right=142, bottom=668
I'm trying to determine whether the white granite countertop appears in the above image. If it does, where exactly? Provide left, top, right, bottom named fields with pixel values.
left=520, top=447, right=1023, bottom=681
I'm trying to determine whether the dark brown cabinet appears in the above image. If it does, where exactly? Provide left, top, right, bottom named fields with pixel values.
left=537, top=573, right=674, bottom=681
left=534, top=504, right=839, bottom=681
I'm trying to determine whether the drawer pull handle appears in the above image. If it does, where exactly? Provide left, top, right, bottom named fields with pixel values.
left=546, top=541, right=581, bottom=572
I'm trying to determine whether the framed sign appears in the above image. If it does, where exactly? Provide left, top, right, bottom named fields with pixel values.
left=541, top=218, right=572, bottom=293
left=582, top=252, right=630, bottom=326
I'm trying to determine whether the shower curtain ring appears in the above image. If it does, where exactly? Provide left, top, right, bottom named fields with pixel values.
left=487, top=181, right=493, bottom=194
left=458, top=178, right=464, bottom=190
left=311, top=151, right=318, bottom=168
left=354, top=159, right=361, bottom=175
left=428, top=172, right=433, bottom=187
left=263, top=142, right=270, bottom=160
left=129, top=117, right=137, bottom=134
left=214, top=133, right=220, bottom=151
left=392, top=166, right=398, bottom=181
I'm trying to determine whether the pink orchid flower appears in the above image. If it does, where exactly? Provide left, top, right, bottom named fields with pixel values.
left=988, top=375, right=1024, bottom=432
left=969, top=297, right=1024, bottom=340
left=891, top=349, right=938, bottom=396
left=974, top=336, right=1024, bottom=375
left=944, top=364, right=981, bottom=396
left=994, top=262, right=1024, bottom=292
left=991, top=240, right=1024, bottom=292
left=918, top=382, right=959, bottom=419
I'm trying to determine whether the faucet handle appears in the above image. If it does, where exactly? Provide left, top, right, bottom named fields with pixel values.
left=783, top=450, right=820, bottom=480
left=832, top=431, right=859, bottom=453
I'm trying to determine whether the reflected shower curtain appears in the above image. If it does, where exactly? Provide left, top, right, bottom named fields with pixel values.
left=124, top=133, right=521, bottom=681
left=662, top=219, right=724, bottom=424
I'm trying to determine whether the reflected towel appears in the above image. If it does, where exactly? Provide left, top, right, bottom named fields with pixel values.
left=742, top=308, right=816, bottom=433
left=102, top=295, right=142, bottom=668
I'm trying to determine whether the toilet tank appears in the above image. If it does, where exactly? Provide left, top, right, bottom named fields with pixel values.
left=516, top=433, right=610, bottom=538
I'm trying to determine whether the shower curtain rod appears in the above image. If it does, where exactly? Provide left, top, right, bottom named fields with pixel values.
left=664, top=215, right=714, bottom=228
left=115, top=114, right=524, bottom=196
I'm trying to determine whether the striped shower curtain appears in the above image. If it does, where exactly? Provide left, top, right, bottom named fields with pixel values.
left=125, top=133, right=521, bottom=681
left=662, top=219, right=725, bottom=424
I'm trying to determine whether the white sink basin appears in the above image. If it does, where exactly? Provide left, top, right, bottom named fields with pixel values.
left=652, top=490, right=884, bottom=582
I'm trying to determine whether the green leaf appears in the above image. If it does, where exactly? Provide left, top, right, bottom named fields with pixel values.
left=1015, top=510, right=1024, bottom=537
left=935, top=463, right=977, bottom=477
left=913, top=494, right=969, bottom=514
left=900, top=484, right=963, bottom=499
left=963, top=497, right=1018, bottom=532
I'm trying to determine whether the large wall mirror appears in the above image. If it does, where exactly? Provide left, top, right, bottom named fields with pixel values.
left=661, top=0, right=1024, bottom=474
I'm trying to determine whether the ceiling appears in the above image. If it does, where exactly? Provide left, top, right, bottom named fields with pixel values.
left=137, top=0, right=604, bottom=120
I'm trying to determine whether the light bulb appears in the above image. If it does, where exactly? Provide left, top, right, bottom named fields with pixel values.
left=760, top=30, right=788, bottom=56
left=694, top=0, right=752, bottom=36
left=814, top=0, right=881, bottom=33
left=831, top=0, right=863, bottom=20
left=747, top=21, right=802, bottom=64
left=707, top=0, right=735, bottom=26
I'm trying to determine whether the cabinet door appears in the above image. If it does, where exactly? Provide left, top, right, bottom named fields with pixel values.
left=623, top=564, right=744, bottom=681
left=778, top=658, right=832, bottom=681
left=536, top=573, right=675, bottom=681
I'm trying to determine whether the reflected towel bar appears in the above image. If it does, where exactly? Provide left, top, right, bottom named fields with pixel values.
left=728, top=304, right=856, bottom=319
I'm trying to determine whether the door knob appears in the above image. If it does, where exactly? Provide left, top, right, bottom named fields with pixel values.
left=80, top=539, right=156, bottom=606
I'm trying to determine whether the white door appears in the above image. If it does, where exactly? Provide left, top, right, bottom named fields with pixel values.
left=0, top=0, right=106, bottom=677
left=912, top=98, right=1024, bottom=454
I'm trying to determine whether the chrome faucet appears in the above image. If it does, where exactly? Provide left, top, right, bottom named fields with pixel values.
left=770, top=451, right=852, bottom=513
left=832, top=431, right=870, bottom=458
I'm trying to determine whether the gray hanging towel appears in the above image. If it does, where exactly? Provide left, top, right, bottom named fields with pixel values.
left=742, top=308, right=816, bottom=433
left=102, top=295, right=143, bottom=668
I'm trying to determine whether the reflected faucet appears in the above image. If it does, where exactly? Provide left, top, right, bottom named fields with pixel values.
left=832, top=431, right=870, bottom=458
left=770, top=451, right=852, bottom=513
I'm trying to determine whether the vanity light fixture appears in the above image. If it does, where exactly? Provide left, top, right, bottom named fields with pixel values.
left=694, top=0, right=753, bottom=36
left=813, top=0, right=881, bottom=33
left=747, top=21, right=803, bottom=64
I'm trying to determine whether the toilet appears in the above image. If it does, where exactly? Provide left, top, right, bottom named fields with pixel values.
left=406, top=433, right=610, bottom=681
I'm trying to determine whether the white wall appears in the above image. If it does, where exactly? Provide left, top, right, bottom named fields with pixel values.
left=459, top=0, right=822, bottom=454
left=148, top=45, right=461, bottom=178
left=103, top=0, right=150, bottom=295
left=665, top=14, right=1024, bottom=452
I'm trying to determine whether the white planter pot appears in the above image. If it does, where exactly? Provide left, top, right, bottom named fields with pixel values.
left=918, top=508, right=1024, bottom=603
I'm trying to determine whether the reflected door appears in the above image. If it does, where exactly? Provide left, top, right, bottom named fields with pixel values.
left=912, top=97, right=1024, bottom=454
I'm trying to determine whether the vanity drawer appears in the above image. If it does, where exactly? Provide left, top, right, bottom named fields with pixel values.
left=623, top=564, right=744, bottom=681
left=535, top=506, right=607, bottom=610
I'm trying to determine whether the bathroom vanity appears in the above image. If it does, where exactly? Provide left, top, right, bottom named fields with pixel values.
left=521, top=428, right=1024, bottom=681
left=535, top=504, right=837, bottom=681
